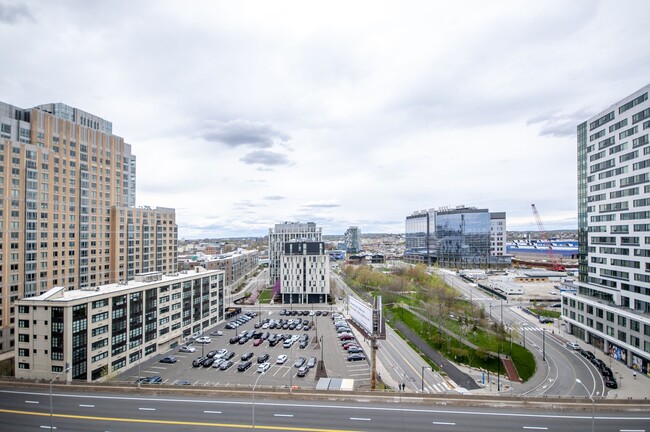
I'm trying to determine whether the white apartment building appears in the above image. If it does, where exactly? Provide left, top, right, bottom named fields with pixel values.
left=14, top=268, right=225, bottom=382
left=490, top=212, right=507, bottom=256
left=564, top=83, right=650, bottom=376
left=268, top=222, right=322, bottom=287
left=281, top=241, right=330, bottom=304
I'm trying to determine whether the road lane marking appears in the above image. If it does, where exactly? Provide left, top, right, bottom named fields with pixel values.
left=523, top=427, right=548, bottom=430
left=79, top=404, right=95, bottom=408
left=203, top=410, right=222, bottom=414
left=432, top=421, right=456, bottom=425
left=39, top=426, right=56, bottom=430
left=138, top=407, right=156, bottom=411
left=0, top=408, right=359, bottom=432
left=620, top=430, right=645, bottom=432
left=25, top=400, right=39, bottom=404
left=350, top=417, right=371, bottom=421
left=275, top=414, right=294, bottom=417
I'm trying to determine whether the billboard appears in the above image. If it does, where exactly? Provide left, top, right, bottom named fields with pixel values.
left=349, top=297, right=374, bottom=334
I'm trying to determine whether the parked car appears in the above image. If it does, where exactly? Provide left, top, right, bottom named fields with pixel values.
left=179, top=345, right=196, bottom=353
left=174, top=379, right=192, bottom=386
left=219, top=360, right=234, bottom=370
left=192, top=357, right=207, bottom=367
left=210, top=330, right=224, bottom=336
left=539, top=317, right=554, bottom=324
left=241, top=352, right=254, bottom=361
left=202, top=357, right=215, bottom=367
left=160, top=355, right=177, bottom=364
left=604, top=376, right=618, bottom=388
left=206, top=350, right=217, bottom=358
left=257, top=362, right=271, bottom=373
left=283, top=340, right=294, bottom=348
left=276, top=354, right=288, bottom=364
left=294, top=357, right=306, bottom=368
left=347, top=353, right=366, bottom=361
left=253, top=339, right=264, bottom=347
left=600, top=366, right=614, bottom=377
left=307, top=357, right=317, bottom=368
left=583, top=351, right=595, bottom=361
left=229, top=336, right=240, bottom=344
left=299, top=340, right=309, bottom=349
left=237, top=360, right=252, bottom=372
left=238, top=337, right=250, bottom=345
left=565, top=342, right=581, bottom=350
left=214, top=348, right=229, bottom=359
left=297, top=366, right=309, bottom=377
left=347, top=347, right=363, bottom=354
left=223, top=351, right=236, bottom=360
left=145, top=375, right=162, bottom=384
left=195, top=336, right=212, bottom=344
left=339, top=334, right=354, bottom=341
left=257, top=353, right=270, bottom=363
left=211, top=358, right=225, bottom=368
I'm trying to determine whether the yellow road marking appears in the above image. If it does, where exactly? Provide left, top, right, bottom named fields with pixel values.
left=0, top=408, right=361, bottom=432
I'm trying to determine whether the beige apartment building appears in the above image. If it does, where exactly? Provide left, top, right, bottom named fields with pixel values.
left=0, top=101, right=177, bottom=357
left=15, top=268, right=224, bottom=382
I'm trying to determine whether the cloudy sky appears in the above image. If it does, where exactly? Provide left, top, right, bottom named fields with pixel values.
left=2, top=1, right=649, bottom=238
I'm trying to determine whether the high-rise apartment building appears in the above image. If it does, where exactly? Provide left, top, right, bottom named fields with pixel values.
left=564, top=84, right=650, bottom=375
left=281, top=241, right=330, bottom=304
left=344, top=226, right=361, bottom=253
left=490, top=212, right=507, bottom=256
left=0, top=101, right=176, bottom=357
left=268, top=222, right=321, bottom=286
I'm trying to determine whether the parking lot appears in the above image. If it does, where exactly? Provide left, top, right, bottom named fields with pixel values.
left=124, top=308, right=371, bottom=390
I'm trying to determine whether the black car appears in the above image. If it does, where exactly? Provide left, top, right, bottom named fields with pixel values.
left=241, top=352, right=254, bottom=361
left=192, top=357, right=207, bottom=367
left=299, top=340, right=309, bottom=349
left=224, top=351, right=236, bottom=360
left=237, top=360, right=252, bottom=372
left=600, top=366, right=613, bottom=377
left=202, top=357, right=215, bottom=367
left=238, top=337, right=249, bottom=345
left=229, top=336, right=240, bottom=344
left=347, top=353, right=366, bottom=361
left=257, top=353, right=270, bottom=363
left=206, top=350, right=217, bottom=358
left=604, top=376, right=618, bottom=388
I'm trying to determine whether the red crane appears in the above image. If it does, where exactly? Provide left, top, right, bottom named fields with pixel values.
left=531, top=203, right=566, bottom=272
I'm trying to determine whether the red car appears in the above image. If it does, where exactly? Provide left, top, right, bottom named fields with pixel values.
left=253, top=338, right=263, bottom=346
left=343, top=344, right=359, bottom=351
left=339, top=334, right=354, bottom=341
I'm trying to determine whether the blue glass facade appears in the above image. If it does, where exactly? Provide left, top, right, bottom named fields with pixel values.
left=436, top=208, right=491, bottom=266
left=405, top=210, right=436, bottom=264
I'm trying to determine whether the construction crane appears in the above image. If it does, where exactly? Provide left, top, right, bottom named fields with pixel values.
left=531, top=204, right=566, bottom=272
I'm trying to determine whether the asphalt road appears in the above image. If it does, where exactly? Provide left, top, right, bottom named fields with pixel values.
left=1, top=386, right=648, bottom=432
left=441, top=271, right=606, bottom=398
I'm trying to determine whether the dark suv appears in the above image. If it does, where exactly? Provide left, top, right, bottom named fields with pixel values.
left=257, top=353, right=270, bottom=363
left=237, top=360, right=252, bottom=372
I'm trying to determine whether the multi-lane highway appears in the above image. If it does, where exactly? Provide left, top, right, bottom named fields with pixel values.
left=0, top=386, right=647, bottom=432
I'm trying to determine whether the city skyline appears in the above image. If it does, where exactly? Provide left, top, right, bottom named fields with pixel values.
left=2, top=1, right=649, bottom=238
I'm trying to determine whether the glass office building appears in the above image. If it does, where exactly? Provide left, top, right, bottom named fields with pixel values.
left=436, top=207, right=491, bottom=267
left=405, top=209, right=436, bottom=264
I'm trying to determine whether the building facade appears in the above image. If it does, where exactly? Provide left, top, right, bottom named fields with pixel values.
left=280, top=241, right=330, bottom=304
left=490, top=212, right=506, bottom=256
left=268, top=222, right=321, bottom=286
left=344, top=226, right=361, bottom=253
left=179, top=249, right=259, bottom=288
left=14, top=268, right=225, bottom=382
left=564, top=84, right=650, bottom=376
left=0, top=101, right=153, bottom=356
left=404, top=209, right=436, bottom=264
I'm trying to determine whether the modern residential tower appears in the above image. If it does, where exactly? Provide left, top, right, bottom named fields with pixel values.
left=268, top=222, right=321, bottom=287
left=564, top=84, right=650, bottom=375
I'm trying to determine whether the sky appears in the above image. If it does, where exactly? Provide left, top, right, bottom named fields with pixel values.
left=2, top=1, right=649, bottom=238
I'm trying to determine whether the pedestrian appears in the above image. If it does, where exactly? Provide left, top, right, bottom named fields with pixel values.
left=633, top=370, right=637, bottom=380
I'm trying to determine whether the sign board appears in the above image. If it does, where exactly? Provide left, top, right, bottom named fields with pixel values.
left=349, top=297, right=374, bottom=334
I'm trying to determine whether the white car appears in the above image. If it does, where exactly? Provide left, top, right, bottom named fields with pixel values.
left=179, top=345, right=196, bottom=353
left=214, top=348, right=229, bottom=359
left=257, top=362, right=271, bottom=373
left=211, top=358, right=225, bottom=368
left=195, top=337, right=212, bottom=344
left=276, top=354, right=288, bottom=364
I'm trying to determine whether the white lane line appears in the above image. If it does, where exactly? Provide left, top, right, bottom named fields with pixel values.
left=432, top=421, right=456, bottom=425
left=79, top=404, right=95, bottom=408
left=138, top=407, right=156, bottom=411
left=523, top=428, right=548, bottom=430
left=620, top=430, right=646, bottom=432
left=204, top=410, right=222, bottom=414
left=274, top=414, right=294, bottom=417
left=39, top=426, right=56, bottom=430
left=25, top=400, right=39, bottom=404
left=350, top=417, right=371, bottom=421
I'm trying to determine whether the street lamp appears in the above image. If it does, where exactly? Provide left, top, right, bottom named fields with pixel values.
left=252, top=370, right=266, bottom=430
left=575, top=379, right=595, bottom=432
left=421, top=365, right=433, bottom=393
left=50, top=363, right=70, bottom=431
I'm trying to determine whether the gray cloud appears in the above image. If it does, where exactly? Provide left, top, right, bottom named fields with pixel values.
left=201, top=120, right=290, bottom=148
left=0, top=3, right=33, bottom=24
left=264, top=195, right=286, bottom=201
left=301, top=202, right=341, bottom=208
left=527, top=110, right=592, bottom=138
left=240, top=150, right=291, bottom=166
